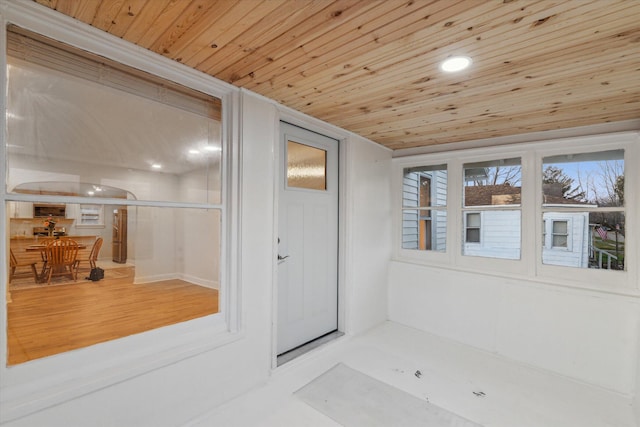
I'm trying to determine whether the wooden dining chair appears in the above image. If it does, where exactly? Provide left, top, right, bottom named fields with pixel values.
left=74, top=237, right=103, bottom=274
left=9, top=248, right=39, bottom=283
left=41, top=239, right=79, bottom=284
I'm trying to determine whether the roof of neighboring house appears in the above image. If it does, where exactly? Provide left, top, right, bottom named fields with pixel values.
left=464, top=183, right=590, bottom=206
left=465, top=184, right=521, bottom=206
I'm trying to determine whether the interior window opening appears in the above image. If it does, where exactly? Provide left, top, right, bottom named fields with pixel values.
left=5, top=26, right=224, bottom=366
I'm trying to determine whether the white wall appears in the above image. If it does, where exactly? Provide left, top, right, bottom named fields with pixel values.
left=344, top=134, right=392, bottom=335
left=389, top=262, right=640, bottom=395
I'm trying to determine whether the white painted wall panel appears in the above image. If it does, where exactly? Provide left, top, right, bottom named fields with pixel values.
left=389, top=261, right=640, bottom=395
left=388, top=262, right=500, bottom=351
left=345, top=134, right=392, bottom=335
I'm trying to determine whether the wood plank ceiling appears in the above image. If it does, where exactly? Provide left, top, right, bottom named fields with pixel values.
left=33, top=0, right=640, bottom=151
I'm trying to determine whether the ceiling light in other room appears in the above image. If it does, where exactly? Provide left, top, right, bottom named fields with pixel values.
left=188, top=149, right=200, bottom=154
left=440, top=56, right=472, bottom=72
left=203, top=144, right=221, bottom=152
left=151, top=163, right=162, bottom=169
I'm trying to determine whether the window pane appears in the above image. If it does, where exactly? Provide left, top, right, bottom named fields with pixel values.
left=463, top=210, right=520, bottom=260
left=466, top=228, right=480, bottom=243
left=467, top=212, right=481, bottom=227
left=542, top=211, right=625, bottom=270
left=402, top=209, right=446, bottom=252
left=464, top=158, right=521, bottom=207
left=551, top=220, right=568, bottom=248
left=401, top=164, right=447, bottom=252
left=6, top=27, right=222, bottom=205
left=552, top=234, right=568, bottom=248
left=542, top=150, right=624, bottom=208
left=7, top=204, right=220, bottom=365
left=403, top=165, right=447, bottom=207
left=287, top=141, right=327, bottom=190
left=552, top=221, right=567, bottom=234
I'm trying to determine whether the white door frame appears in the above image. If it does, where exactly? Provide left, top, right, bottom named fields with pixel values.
left=271, top=112, right=348, bottom=369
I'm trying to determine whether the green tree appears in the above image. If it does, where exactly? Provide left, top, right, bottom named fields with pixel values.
left=542, top=165, right=585, bottom=201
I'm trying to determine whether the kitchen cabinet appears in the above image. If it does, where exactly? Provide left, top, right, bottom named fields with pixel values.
left=8, top=201, right=33, bottom=218
left=65, top=203, right=78, bottom=219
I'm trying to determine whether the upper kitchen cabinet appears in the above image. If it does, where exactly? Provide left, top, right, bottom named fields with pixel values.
left=7, top=201, right=33, bottom=218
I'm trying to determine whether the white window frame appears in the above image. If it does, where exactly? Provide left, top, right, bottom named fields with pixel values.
left=0, top=2, right=242, bottom=422
left=393, top=132, right=638, bottom=296
left=459, top=155, right=524, bottom=269
left=543, top=217, right=573, bottom=251
left=396, top=161, right=451, bottom=264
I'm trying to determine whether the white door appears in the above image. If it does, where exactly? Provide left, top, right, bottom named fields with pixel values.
left=277, top=122, right=339, bottom=355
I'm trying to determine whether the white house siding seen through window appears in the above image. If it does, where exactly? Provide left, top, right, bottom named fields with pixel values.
left=402, top=165, right=447, bottom=251
left=463, top=158, right=522, bottom=260
left=542, top=150, right=625, bottom=270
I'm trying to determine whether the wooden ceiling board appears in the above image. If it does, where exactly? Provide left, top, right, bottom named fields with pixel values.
left=202, top=0, right=338, bottom=77
left=105, top=0, right=152, bottom=38
left=119, top=0, right=174, bottom=42
left=277, top=0, right=620, bottom=111
left=229, top=0, right=430, bottom=87
left=323, top=44, right=639, bottom=127
left=28, top=0, right=640, bottom=150
left=255, top=0, right=482, bottom=97
left=178, top=0, right=290, bottom=68
left=222, top=0, right=384, bottom=84
left=158, top=0, right=254, bottom=63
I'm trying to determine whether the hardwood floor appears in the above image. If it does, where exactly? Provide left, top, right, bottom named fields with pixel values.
left=7, top=269, right=218, bottom=365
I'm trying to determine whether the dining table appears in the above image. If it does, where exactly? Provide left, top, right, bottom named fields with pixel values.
left=26, top=243, right=87, bottom=251
left=26, top=241, right=87, bottom=283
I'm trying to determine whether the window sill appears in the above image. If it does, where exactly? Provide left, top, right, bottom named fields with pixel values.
left=0, top=313, right=241, bottom=424
left=391, top=255, right=640, bottom=299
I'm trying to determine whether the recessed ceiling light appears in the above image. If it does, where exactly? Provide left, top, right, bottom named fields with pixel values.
left=151, top=163, right=162, bottom=169
left=440, top=56, right=472, bottom=73
left=87, top=191, right=95, bottom=196
left=189, top=149, right=200, bottom=154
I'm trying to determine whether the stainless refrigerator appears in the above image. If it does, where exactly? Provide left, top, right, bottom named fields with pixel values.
left=112, top=208, right=127, bottom=263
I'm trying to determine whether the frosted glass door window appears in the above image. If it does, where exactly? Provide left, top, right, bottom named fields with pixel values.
left=287, top=141, right=327, bottom=190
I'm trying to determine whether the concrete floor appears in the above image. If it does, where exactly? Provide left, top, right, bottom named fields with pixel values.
left=187, top=322, right=635, bottom=427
